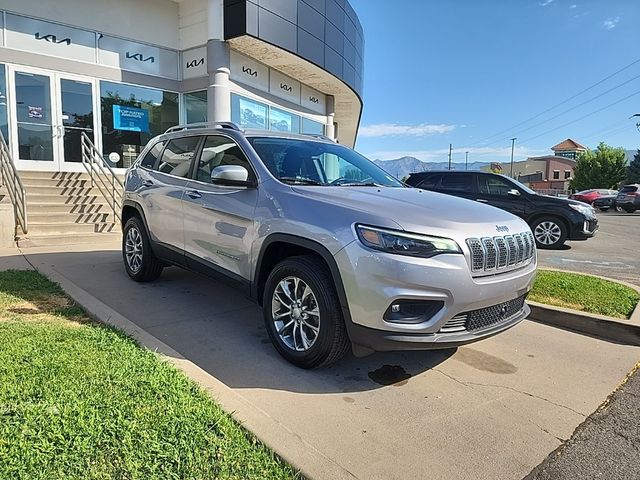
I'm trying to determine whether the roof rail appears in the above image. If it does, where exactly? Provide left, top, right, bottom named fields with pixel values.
left=302, top=133, right=337, bottom=143
left=164, top=122, right=243, bottom=134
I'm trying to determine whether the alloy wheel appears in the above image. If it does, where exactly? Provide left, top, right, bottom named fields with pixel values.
left=125, top=226, right=143, bottom=273
left=534, top=221, right=562, bottom=246
left=271, top=276, right=320, bottom=352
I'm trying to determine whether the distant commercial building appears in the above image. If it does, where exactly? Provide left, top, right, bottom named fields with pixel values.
left=0, top=0, right=364, bottom=173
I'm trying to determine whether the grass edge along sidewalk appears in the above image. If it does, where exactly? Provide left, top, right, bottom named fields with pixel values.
left=0, top=269, right=299, bottom=480
left=529, top=270, right=640, bottom=320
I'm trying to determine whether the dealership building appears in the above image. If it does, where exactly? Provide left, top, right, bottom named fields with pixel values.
left=0, top=0, right=364, bottom=173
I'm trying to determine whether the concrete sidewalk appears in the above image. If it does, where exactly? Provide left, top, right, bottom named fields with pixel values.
left=3, top=245, right=640, bottom=480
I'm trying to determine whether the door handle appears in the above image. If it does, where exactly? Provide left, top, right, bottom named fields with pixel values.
left=476, top=198, right=488, bottom=203
left=186, top=190, right=202, bottom=199
left=142, top=180, right=154, bottom=187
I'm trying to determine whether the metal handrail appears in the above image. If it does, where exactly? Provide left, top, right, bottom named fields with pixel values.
left=80, top=132, right=124, bottom=224
left=0, top=131, right=28, bottom=235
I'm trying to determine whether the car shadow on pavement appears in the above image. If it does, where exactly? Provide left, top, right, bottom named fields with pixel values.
left=17, top=250, right=457, bottom=394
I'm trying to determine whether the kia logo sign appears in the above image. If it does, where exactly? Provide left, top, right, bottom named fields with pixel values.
left=308, top=96, right=319, bottom=104
left=126, top=52, right=155, bottom=63
left=242, top=66, right=258, bottom=77
left=186, top=58, right=204, bottom=69
left=35, top=32, right=71, bottom=45
left=280, top=83, right=292, bottom=92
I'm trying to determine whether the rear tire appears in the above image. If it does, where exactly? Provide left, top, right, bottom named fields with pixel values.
left=263, top=256, right=350, bottom=369
left=531, top=217, right=568, bottom=249
left=122, top=216, right=163, bottom=282
left=624, top=207, right=637, bottom=213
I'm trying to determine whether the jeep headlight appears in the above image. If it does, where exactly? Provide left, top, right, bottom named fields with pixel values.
left=356, top=225, right=462, bottom=259
left=569, top=203, right=595, bottom=218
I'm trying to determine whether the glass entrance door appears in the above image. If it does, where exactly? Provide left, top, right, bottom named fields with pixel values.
left=9, top=66, right=97, bottom=172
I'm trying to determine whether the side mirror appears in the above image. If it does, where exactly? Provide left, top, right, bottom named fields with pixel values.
left=507, top=189, right=521, bottom=197
left=210, top=165, right=253, bottom=187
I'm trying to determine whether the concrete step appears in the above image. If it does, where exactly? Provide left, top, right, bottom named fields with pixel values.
left=28, top=222, right=119, bottom=236
left=29, top=212, right=113, bottom=224
left=26, top=203, right=112, bottom=214
left=24, top=185, right=104, bottom=196
left=19, top=171, right=125, bottom=182
left=26, top=194, right=111, bottom=205
left=22, top=178, right=93, bottom=188
left=17, top=232, right=121, bottom=248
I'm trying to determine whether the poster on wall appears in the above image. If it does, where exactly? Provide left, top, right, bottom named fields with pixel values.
left=112, top=105, right=149, bottom=133
left=239, top=98, right=266, bottom=129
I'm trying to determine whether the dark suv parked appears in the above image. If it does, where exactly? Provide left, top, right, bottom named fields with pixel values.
left=616, top=184, right=640, bottom=213
left=405, top=171, right=598, bottom=249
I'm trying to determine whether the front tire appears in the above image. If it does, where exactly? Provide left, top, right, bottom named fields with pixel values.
left=531, top=217, right=568, bottom=249
left=122, top=216, right=163, bottom=282
left=263, top=256, right=350, bottom=369
left=624, top=207, right=637, bottom=213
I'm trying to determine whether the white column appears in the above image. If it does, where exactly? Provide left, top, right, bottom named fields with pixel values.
left=207, top=0, right=231, bottom=122
left=325, top=95, right=336, bottom=141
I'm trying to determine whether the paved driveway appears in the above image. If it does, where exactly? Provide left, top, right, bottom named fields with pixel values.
left=537, top=211, right=640, bottom=286
left=13, top=245, right=639, bottom=480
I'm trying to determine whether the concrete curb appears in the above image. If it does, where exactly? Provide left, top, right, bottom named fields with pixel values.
left=528, top=269, right=640, bottom=346
left=26, top=256, right=357, bottom=480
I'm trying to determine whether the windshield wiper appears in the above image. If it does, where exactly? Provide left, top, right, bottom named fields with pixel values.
left=279, top=176, right=323, bottom=186
left=336, top=181, right=385, bottom=187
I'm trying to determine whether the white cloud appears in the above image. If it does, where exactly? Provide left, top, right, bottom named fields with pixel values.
left=359, top=123, right=457, bottom=138
left=364, top=146, right=548, bottom=162
left=539, top=0, right=554, bottom=6
left=603, top=16, right=620, bottom=30
left=569, top=4, right=577, bottom=8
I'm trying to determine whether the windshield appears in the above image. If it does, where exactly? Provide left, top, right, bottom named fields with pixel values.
left=247, top=137, right=404, bottom=187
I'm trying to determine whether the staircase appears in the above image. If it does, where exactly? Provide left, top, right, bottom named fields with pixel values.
left=17, top=171, right=123, bottom=248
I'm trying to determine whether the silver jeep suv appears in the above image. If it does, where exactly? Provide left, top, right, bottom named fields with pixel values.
left=122, top=122, right=537, bottom=368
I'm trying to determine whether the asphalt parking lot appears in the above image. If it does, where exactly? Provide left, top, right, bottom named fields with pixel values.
left=537, top=211, right=640, bottom=286
left=10, top=245, right=639, bottom=480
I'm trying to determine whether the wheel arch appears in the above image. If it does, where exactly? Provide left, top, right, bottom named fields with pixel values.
left=253, top=234, right=353, bottom=326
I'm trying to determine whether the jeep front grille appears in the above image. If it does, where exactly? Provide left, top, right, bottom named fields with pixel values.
left=466, top=232, right=535, bottom=276
left=439, top=294, right=527, bottom=333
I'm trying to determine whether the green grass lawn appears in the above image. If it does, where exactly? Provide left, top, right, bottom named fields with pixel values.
left=529, top=270, right=640, bottom=319
left=0, top=270, right=298, bottom=480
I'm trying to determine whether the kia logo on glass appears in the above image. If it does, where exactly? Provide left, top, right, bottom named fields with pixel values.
left=496, top=225, right=509, bottom=232
left=186, top=58, right=204, bottom=69
left=242, top=66, right=258, bottom=77
left=35, top=33, right=71, bottom=45
left=126, top=52, right=155, bottom=63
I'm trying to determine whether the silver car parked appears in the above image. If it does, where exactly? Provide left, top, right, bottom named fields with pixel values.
left=122, top=122, right=537, bottom=368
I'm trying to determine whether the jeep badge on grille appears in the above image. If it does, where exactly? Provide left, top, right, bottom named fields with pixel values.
left=496, top=225, right=510, bottom=233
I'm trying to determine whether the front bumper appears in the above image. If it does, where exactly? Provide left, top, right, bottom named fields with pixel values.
left=334, top=241, right=536, bottom=351
left=569, top=217, right=598, bottom=240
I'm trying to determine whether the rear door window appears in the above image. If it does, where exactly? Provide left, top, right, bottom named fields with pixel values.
left=417, top=174, right=441, bottom=189
left=439, top=174, right=473, bottom=193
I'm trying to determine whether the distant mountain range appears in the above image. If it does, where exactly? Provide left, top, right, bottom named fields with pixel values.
left=374, top=156, right=490, bottom=180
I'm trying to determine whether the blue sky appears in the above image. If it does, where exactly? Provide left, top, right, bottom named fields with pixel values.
left=349, top=0, right=640, bottom=164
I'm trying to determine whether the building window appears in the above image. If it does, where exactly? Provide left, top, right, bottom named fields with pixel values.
left=231, top=93, right=325, bottom=135
left=564, top=170, right=571, bottom=179
left=552, top=170, right=560, bottom=180
left=302, top=118, right=325, bottom=135
left=0, top=65, right=8, bottom=143
left=100, top=81, right=178, bottom=168
left=184, top=90, right=207, bottom=124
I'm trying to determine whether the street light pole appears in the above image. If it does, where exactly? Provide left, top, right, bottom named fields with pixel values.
left=510, top=137, right=517, bottom=177
left=465, top=151, right=469, bottom=171
left=448, top=144, right=452, bottom=170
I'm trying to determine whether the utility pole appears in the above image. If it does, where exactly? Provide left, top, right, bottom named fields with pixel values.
left=465, top=151, right=469, bottom=171
left=448, top=144, right=452, bottom=170
left=510, top=137, right=517, bottom=177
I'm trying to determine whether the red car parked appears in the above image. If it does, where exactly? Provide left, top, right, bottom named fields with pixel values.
left=570, top=189, right=617, bottom=204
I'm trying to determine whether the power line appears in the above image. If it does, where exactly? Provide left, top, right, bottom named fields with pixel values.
left=458, top=56, right=640, bottom=150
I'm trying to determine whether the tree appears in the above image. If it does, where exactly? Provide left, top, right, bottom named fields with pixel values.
left=625, top=149, right=640, bottom=184
left=570, top=142, right=627, bottom=191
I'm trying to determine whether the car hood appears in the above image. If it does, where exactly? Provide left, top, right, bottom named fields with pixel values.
left=290, top=186, right=531, bottom=238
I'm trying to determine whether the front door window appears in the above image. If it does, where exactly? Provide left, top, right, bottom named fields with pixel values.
left=60, top=79, right=94, bottom=163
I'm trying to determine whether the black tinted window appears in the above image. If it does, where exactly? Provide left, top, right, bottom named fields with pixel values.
left=620, top=186, right=638, bottom=193
left=440, top=174, right=473, bottom=193
left=417, top=175, right=441, bottom=189
left=196, top=136, right=255, bottom=183
left=140, top=141, right=164, bottom=169
left=156, top=136, right=201, bottom=177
